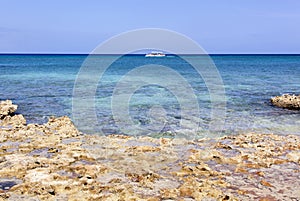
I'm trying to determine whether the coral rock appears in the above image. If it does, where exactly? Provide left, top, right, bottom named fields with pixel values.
left=271, top=94, right=300, bottom=110
left=0, top=114, right=26, bottom=126
left=0, top=100, right=18, bottom=118
left=287, top=151, right=300, bottom=163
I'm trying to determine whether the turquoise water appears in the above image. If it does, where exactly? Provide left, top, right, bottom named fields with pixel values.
left=0, top=54, right=299, bottom=137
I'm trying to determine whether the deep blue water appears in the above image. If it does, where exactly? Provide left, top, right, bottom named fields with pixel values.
left=0, top=54, right=299, bottom=137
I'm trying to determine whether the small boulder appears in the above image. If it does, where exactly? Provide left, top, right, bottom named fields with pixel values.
left=45, top=116, right=81, bottom=137
left=270, top=94, right=300, bottom=110
left=0, top=100, right=26, bottom=126
left=0, top=100, right=18, bottom=118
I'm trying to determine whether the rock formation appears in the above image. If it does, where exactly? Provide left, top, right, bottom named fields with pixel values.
left=0, top=100, right=300, bottom=200
left=0, top=100, right=18, bottom=118
left=0, top=100, right=26, bottom=126
left=271, top=94, right=300, bottom=110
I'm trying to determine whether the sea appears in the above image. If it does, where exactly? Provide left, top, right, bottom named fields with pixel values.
left=0, top=54, right=299, bottom=138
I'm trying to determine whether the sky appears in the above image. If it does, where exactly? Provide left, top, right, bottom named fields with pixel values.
left=0, top=0, right=300, bottom=54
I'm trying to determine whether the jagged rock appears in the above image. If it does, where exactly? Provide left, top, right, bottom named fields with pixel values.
left=0, top=100, right=18, bottom=118
left=0, top=100, right=26, bottom=126
left=0, top=114, right=26, bottom=126
left=0, top=100, right=300, bottom=200
left=45, top=116, right=81, bottom=137
left=271, top=94, right=300, bottom=110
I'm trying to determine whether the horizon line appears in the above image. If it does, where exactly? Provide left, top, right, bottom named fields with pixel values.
left=1, top=53, right=300, bottom=56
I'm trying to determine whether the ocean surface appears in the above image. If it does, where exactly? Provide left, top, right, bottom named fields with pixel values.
left=0, top=54, right=299, bottom=138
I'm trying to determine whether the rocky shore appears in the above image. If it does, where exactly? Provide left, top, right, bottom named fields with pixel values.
left=271, top=94, right=300, bottom=110
left=0, top=100, right=300, bottom=201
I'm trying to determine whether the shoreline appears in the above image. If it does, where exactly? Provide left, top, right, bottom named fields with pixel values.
left=0, top=100, right=300, bottom=200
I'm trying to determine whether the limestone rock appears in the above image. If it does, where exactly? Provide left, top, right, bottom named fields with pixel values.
left=0, top=100, right=18, bottom=118
left=0, top=100, right=299, bottom=200
left=0, top=100, right=26, bottom=126
left=0, top=114, right=26, bottom=126
left=287, top=151, right=300, bottom=163
left=271, top=94, right=300, bottom=110
left=45, top=116, right=81, bottom=137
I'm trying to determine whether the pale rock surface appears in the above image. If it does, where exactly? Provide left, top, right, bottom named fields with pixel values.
left=0, top=101, right=300, bottom=200
left=0, top=100, right=26, bottom=126
left=271, top=94, right=300, bottom=110
left=0, top=100, right=18, bottom=118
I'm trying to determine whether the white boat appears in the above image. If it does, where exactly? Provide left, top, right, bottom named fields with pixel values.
left=145, top=51, right=166, bottom=57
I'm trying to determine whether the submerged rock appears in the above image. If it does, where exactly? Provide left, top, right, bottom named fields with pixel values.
left=271, top=94, right=300, bottom=110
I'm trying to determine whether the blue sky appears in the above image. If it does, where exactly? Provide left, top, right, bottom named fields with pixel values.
left=1, top=0, right=300, bottom=54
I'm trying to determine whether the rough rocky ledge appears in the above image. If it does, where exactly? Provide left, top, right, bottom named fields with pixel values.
left=0, top=100, right=26, bottom=127
left=0, top=101, right=300, bottom=200
left=271, top=94, right=300, bottom=110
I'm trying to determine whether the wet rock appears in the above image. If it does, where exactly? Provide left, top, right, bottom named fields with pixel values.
left=270, top=94, right=300, bottom=110
left=0, top=178, right=22, bottom=191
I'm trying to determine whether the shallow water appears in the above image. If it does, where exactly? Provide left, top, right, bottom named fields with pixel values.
left=0, top=54, right=299, bottom=137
